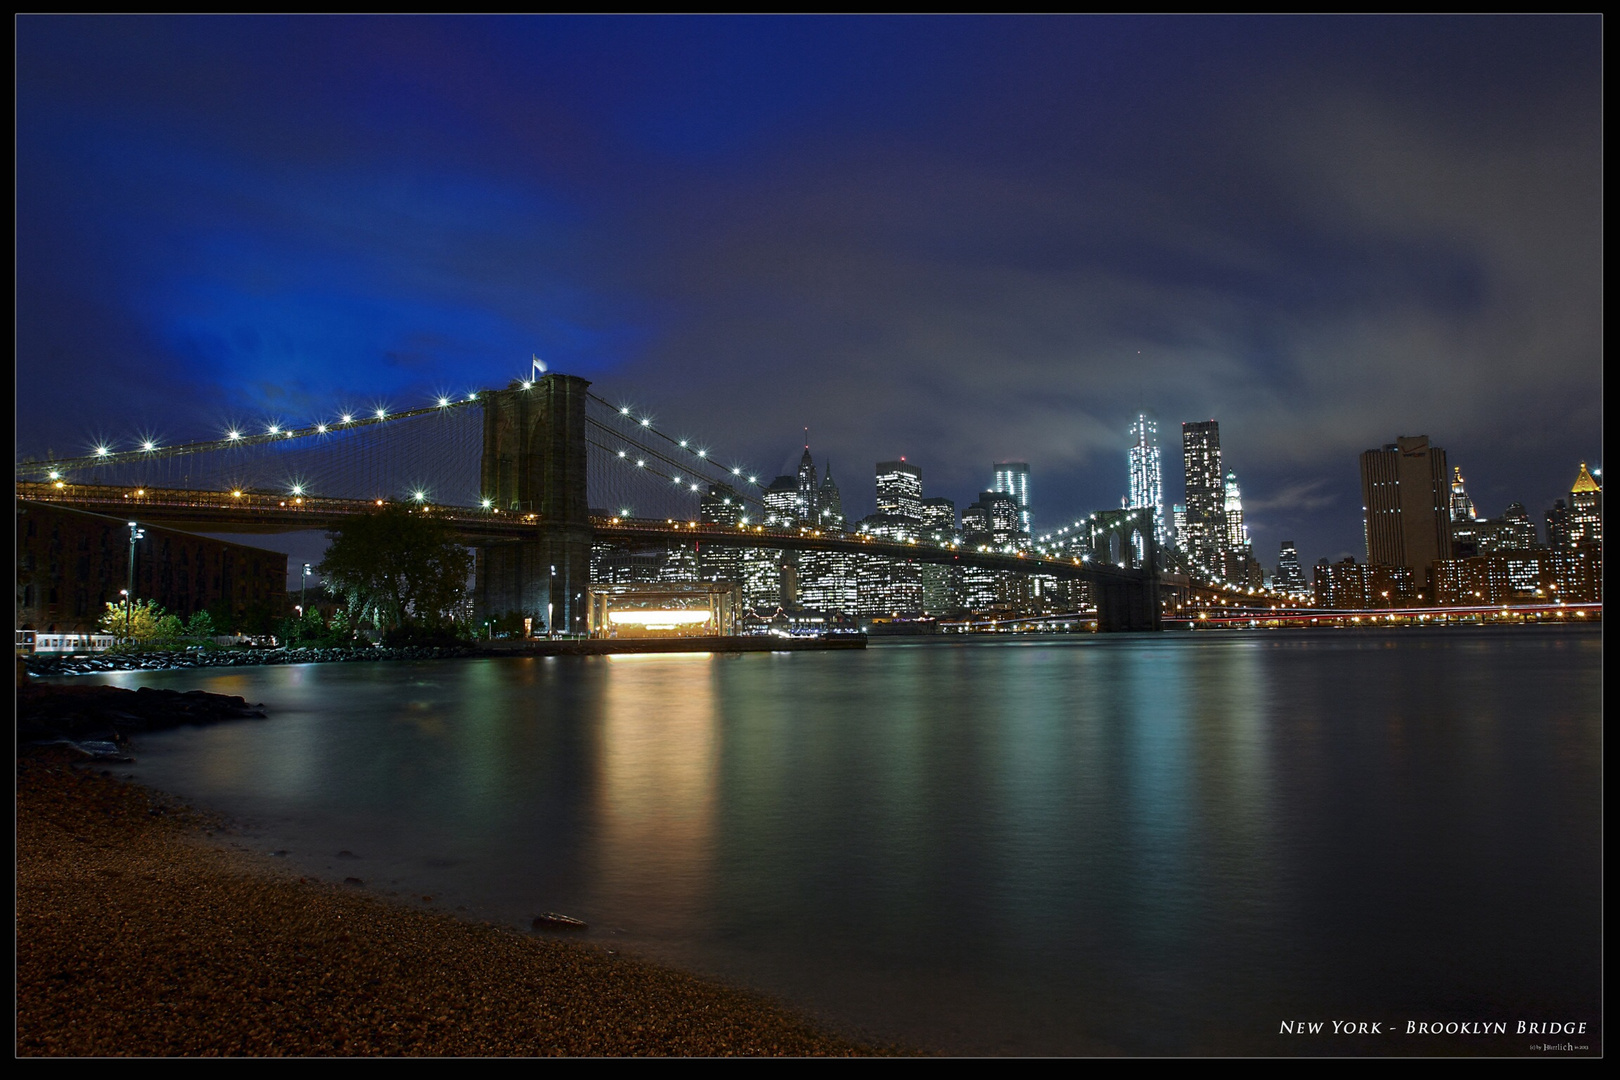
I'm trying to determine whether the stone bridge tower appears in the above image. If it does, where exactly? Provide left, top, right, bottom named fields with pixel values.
left=475, top=373, right=592, bottom=634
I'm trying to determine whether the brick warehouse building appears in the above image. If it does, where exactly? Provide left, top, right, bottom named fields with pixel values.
left=16, top=500, right=287, bottom=633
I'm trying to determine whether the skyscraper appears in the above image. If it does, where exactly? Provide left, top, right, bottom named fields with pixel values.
left=1569, top=462, right=1602, bottom=545
left=1360, top=435, right=1452, bottom=590
left=993, top=462, right=1031, bottom=535
left=1223, top=469, right=1249, bottom=554
left=1181, top=421, right=1225, bottom=572
left=875, top=459, right=923, bottom=522
left=817, top=462, right=844, bottom=530
left=1450, top=466, right=1476, bottom=523
left=1275, top=540, right=1306, bottom=594
left=1128, top=413, right=1168, bottom=548
left=796, top=440, right=818, bottom=524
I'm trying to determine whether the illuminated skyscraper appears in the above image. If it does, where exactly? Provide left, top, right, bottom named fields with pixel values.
left=1450, top=467, right=1476, bottom=523
left=875, top=459, right=923, bottom=522
left=1360, top=435, right=1452, bottom=590
left=1223, top=470, right=1249, bottom=554
left=1569, top=462, right=1602, bottom=545
left=1275, top=540, right=1306, bottom=594
left=1181, top=421, right=1225, bottom=572
left=993, top=462, right=1031, bottom=535
left=796, top=440, right=818, bottom=524
left=817, top=462, right=844, bottom=530
left=1128, top=413, right=1168, bottom=548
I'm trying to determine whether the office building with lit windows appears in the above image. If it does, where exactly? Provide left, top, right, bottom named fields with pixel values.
left=1128, top=413, right=1168, bottom=548
left=993, top=461, right=1032, bottom=535
left=875, top=459, right=923, bottom=522
left=1181, top=421, right=1224, bottom=572
left=1569, top=462, right=1602, bottom=545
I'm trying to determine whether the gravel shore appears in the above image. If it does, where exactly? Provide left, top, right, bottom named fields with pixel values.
left=16, top=753, right=890, bottom=1057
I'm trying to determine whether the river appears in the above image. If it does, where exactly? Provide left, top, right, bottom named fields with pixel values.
left=75, top=626, right=1601, bottom=1055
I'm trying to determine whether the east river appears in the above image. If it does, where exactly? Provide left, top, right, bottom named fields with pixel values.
left=78, top=626, right=1600, bottom=1055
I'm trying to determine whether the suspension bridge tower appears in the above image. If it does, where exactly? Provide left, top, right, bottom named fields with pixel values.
left=476, top=373, right=593, bottom=634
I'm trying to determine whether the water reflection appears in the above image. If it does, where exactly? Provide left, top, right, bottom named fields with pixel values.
left=95, top=628, right=1601, bottom=1055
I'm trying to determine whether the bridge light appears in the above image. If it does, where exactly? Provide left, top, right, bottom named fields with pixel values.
left=696, top=449, right=706, bottom=458
left=233, top=490, right=242, bottom=498
left=481, top=498, right=493, bottom=509
left=748, top=475, right=756, bottom=484
left=617, top=450, right=626, bottom=458
left=95, top=445, right=110, bottom=456
left=520, top=381, right=532, bottom=390
left=141, top=441, right=156, bottom=451
left=268, top=425, right=280, bottom=435
left=620, top=406, right=632, bottom=415
left=412, top=491, right=426, bottom=502
left=48, top=470, right=60, bottom=480
left=690, top=484, right=698, bottom=491
left=620, top=508, right=631, bottom=517
left=291, top=485, right=304, bottom=496
left=437, top=397, right=451, bottom=408
left=375, top=408, right=387, bottom=419
left=317, top=424, right=327, bottom=433
left=341, top=414, right=353, bottom=423
left=679, top=439, right=687, bottom=447
left=636, top=459, right=645, bottom=467
left=640, top=417, right=651, bottom=427
left=468, top=393, right=477, bottom=401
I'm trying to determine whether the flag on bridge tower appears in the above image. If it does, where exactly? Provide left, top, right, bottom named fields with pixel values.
left=532, top=354, right=547, bottom=378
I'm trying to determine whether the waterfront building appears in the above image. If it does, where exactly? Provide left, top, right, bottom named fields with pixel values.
left=1360, top=435, right=1452, bottom=596
left=856, top=553, right=922, bottom=616
left=741, top=547, right=789, bottom=608
left=798, top=548, right=858, bottom=613
left=1569, top=462, right=1602, bottom=546
left=993, top=462, right=1032, bottom=535
left=1128, top=412, right=1169, bottom=549
left=1172, top=504, right=1186, bottom=549
left=16, top=500, right=287, bottom=634
left=1274, top=540, right=1307, bottom=594
left=875, top=459, right=923, bottom=522
left=1181, top=421, right=1225, bottom=573
left=1312, top=557, right=1413, bottom=610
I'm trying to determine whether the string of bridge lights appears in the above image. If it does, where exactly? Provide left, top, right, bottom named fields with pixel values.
left=19, top=389, right=492, bottom=476
left=587, top=392, right=770, bottom=502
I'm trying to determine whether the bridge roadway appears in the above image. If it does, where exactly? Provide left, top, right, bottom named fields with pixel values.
left=17, top=481, right=1148, bottom=586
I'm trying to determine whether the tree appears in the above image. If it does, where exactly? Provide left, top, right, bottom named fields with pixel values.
left=318, top=505, right=474, bottom=634
left=99, top=599, right=183, bottom=647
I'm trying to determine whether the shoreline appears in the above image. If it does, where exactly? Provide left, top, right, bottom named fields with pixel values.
left=16, top=750, right=896, bottom=1056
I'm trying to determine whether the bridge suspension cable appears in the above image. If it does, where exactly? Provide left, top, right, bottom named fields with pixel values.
left=586, top=392, right=771, bottom=500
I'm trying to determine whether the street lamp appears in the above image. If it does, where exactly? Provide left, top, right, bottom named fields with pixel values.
left=301, top=562, right=312, bottom=615
left=126, top=522, right=145, bottom=639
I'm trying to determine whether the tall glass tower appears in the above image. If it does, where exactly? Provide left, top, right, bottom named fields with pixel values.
left=993, top=462, right=1031, bottom=535
left=1128, top=413, right=1168, bottom=548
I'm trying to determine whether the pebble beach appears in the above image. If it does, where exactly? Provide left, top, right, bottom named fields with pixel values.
left=16, top=751, right=888, bottom=1057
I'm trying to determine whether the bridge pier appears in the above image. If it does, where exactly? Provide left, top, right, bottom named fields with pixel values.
left=476, top=374, right=592, bottom=634
left=1093, top=573, right=1163, bottom=632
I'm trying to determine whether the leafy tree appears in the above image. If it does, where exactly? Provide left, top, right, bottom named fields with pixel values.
left=99, top=599, right=182, bottom=647
left=318, top=505, right=474, bottom=634
left=185, top=609, right=218, bottom=641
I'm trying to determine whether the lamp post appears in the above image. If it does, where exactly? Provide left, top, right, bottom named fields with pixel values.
left=301, top=562, right=312, bottom=616
left=125, top=522, right=145, bottom=640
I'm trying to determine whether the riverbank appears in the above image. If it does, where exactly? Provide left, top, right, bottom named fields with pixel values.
left=22, top=634, right=867, bottom=677
left=16, top=751, right=889, bottom=1056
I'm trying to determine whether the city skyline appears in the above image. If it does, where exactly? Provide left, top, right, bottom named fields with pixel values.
left=15, top=16, right=1601, bottom=573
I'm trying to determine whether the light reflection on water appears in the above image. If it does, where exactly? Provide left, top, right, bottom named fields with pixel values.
left=90, top=628, right=1600, bottom=1055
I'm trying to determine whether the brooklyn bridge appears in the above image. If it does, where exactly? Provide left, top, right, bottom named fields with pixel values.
left=15, top=373, right=1176, bottom=632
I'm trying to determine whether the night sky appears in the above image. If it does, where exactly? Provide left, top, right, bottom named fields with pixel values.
left=16, top=16, right=1602, bottom=570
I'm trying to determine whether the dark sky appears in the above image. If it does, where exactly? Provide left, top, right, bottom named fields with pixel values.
left=16, top=15, right=1603, bottom=570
